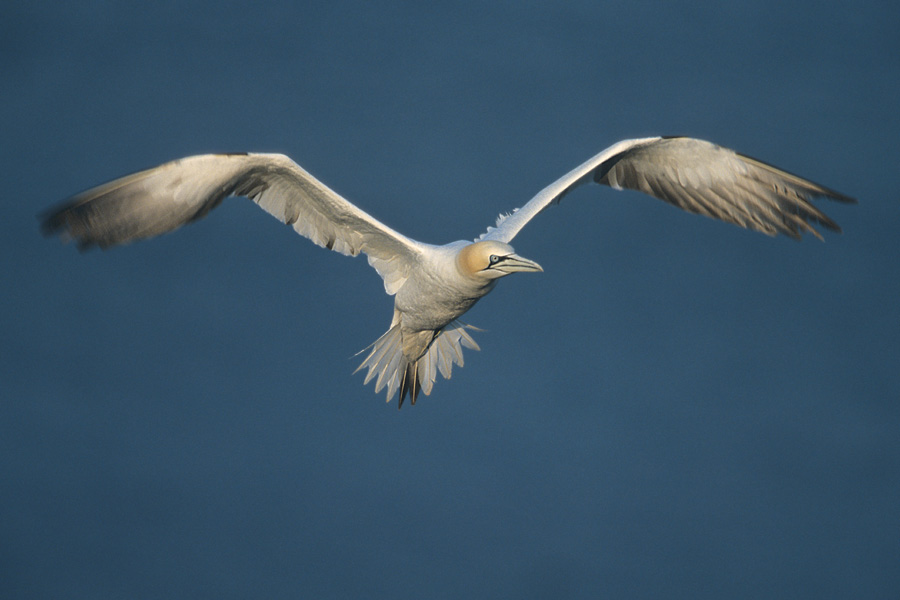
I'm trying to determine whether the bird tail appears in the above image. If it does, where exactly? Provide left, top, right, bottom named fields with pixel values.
left=355, top=320, right=480, bottom=408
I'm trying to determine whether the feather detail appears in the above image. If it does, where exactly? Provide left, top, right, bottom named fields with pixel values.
left=355, top=320, right=480, bottom=407
left=477, top=209, right=519, bottom=241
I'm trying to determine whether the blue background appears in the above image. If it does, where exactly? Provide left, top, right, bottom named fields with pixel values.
left=3, top=1, right=898, bottom=598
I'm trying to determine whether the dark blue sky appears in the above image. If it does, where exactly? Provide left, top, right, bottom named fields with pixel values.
left=3, top=1, right=898, bottom=598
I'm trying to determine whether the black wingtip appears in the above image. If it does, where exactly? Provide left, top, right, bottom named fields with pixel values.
left=38, top=205, right=75, bottom=245
left=38, top=204, right=100, bottom=252
left=37, top=205, right=65, bottom=238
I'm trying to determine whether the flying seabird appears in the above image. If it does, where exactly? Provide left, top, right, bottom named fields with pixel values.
left=41, top=136, right=855, bottom=407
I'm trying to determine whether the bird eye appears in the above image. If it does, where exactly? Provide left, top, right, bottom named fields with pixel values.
left=489, top=255, right=500, bottom=264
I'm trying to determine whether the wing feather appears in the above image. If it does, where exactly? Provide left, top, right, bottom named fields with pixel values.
left=480, top=137, right=855, bottom=243
left=41, top=153, right=423, bottom=293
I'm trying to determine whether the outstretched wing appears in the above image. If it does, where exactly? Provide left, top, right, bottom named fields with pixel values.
left=41, top=153, right=424, bottom=294
left=480, top=137, right=856, bottom=243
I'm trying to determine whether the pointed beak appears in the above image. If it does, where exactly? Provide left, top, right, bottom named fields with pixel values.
left=494, top=253, right=543, bottom=273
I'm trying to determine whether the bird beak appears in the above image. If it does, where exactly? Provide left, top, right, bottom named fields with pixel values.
left=494, top=253, right=543, bottom=273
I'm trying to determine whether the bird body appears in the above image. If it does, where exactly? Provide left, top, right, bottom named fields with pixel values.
left=395, top=241, right=491, bottom=332
left=42, top=136, right=855, bottom=407
left=358, top=239, right=541, bottom=404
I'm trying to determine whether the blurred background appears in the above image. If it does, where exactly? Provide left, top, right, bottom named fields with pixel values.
left=2, top=1, right=898, bottom=598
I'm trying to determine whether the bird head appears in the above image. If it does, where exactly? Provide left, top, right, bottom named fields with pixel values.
left=457, top=241, right=543, bottom=280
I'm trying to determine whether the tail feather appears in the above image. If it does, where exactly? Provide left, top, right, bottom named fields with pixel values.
left=398, top=361, right=421, bottom=408
left=355, top=320, right=480, bottom=407
left=360, top=332, right=395, bottom=386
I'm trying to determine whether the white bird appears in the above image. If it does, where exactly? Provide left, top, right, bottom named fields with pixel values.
left=42, top=136, right=854, bottom=407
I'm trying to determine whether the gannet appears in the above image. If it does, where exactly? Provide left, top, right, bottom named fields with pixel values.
left=41, top=136, right=855, bottom=407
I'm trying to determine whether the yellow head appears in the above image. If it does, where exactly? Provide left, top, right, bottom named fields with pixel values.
left=457, top=241, right=543, bottom=280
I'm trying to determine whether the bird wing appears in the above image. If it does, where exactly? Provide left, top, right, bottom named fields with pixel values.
left=41, top=153, right=424, bottom=294
left=479, top=136, right=856, bottom=243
